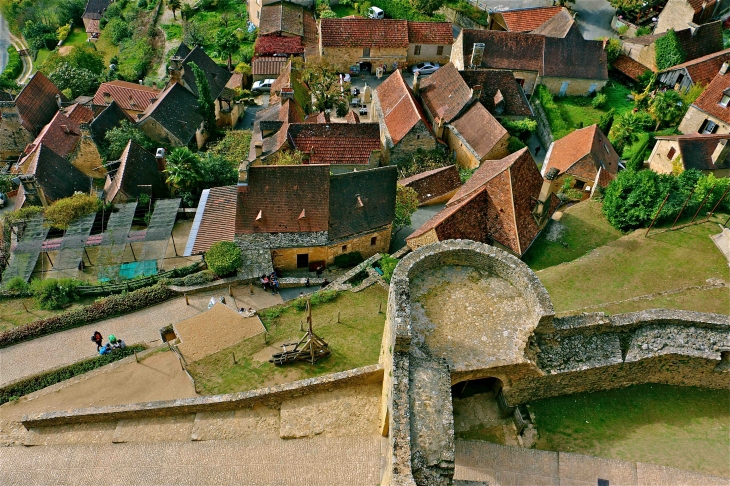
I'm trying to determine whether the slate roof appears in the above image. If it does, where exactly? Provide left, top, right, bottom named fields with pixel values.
left=450, top=103, right=508, bottom=160
left=259, top=1, right=305, bottom=36
left=177, top=44, right=232, bottom=99
left=328, top=166, right=397, bottom=239
left=459, top=69, right=533, bottom=117
left=654, top=133, right=730, bottom=171
left=530, top=8, right=574, bottom=37
left=691, top=71, right=730, bottom=124
left=236, top=165, right=331, bottom=234
left=675, top=21, right=723, bottom=63
left=287, top=123, right=381, bottom=165
left=499, top=6, right=564, bottom=32
left=139, top=83, right=203, bottom=145
left=89, top=100, right=133, bottom=146
left=542, top=27, right=609, bottom=80
left=320, top=19, right=409, bottom=48
left=375, top=70, right=431, bottom=146
left=188, top=185, right=238, bottom=254
left=82, top=0, right=112, bottom=19
left=613, top=54, right=652, bottom=82
left=104, top=140, right=167, bottom=203
left=254, top=36, right=304, bottom=56
left=407, top=22, right=453, bottom=45
left=661, top=48, right=730, bottom=87
left=15, top=72, right=66, bottom=134
left=409, top=148, right=557, bottom=256
left=26, top=144, right=90, bottom=203
left=419, top=62, right=474, bottom=123
left=543, top=124, right=619, bottom=184
left=93, top=81, right=161, bottom=112
left=252, top=56, right=289, bottom=76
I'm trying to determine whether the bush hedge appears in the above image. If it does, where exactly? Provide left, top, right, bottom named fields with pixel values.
left=535, top=85, right=571, bottom=139
left=205, top=241, right=242, bottom=277
left=1, top=46, right=22, bottom=81
left=334, top=251, right=364, bottom=268
left=0, top=283, right=176, bottom=349
left=0, top=344, right=146, bottom=405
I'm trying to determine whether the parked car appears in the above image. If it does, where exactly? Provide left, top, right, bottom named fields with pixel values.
left=0, top=193, right=6, bottom=208
left=368, top=6, right=384, bottom=19
left=411, top=62, right=440, bottom=75
left=252, top=79, right=276, bottom=93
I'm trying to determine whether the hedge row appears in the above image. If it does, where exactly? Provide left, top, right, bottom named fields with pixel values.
left=0, top=344, right=146, bottom=405
left=1, top=46, right=22, bottom=81
left=0, top=283, right=177, bottom=349
left=535, top=85, right=571, bottom=139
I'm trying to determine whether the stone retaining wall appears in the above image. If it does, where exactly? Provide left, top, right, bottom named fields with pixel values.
left=531, top=100, right=555, bottom=149
left=436, top=6, right=487, bottom=30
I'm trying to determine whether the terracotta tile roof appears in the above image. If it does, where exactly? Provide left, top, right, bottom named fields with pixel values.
left=320, top=19, right=409, bottom=48
left=63, top=103, right=94, bottom=124
left=259, top=2, right=304, bottom=36
left=236, top=165, right=331, bottom=234
left=139, top=83, right=203, bottom=145
left=460, top=69, right=533, bottom=117
left=675, top=21, right=723, bottom=64
left=21, top=111, right=81, bottom=165
left=409, top=148, right=556, bottom=255
left=692, top=71, right=730, bottom=124
left=500, top=6, right=564, bottom=32
left=25, top=144, right=90, bottom=203
left=530, top=8, right=574, bottom=37
left=251, top=56, right=289, bottom=76
left=304, top=112, right=326, bottom=123
left=543, top=124, right=619, bottom=185
left=178, top=44, right=232, bottom=99
left=328, top=166, right=397, bottom=239
left=104, top=140, right=167, bottom=203
left=254, top=36, right=304, bottom=56
left=398, top=164, right=462, bottom=204
left=614, top=54, right=652, bottom=81
left=419, top=62, right=473, bottom=123
left=89, top=100, right=133, bottom=146
left=661, top=48, right=730, bottom=87
left=85, top=19, right=101, bottom=34
left=450, top=102, right=507, bottom=160
left=188, top=186, right=238, bottom=254
left=15, top=72, right=66, bottom=134
left=287, top=123, right=381, bottom=164
left=375, top=70, right=431, bottom=145
left=655, top=133, right=730, bottom=170
left=407, top=22, right=453, bottom=45
left=93, top=81, right=161, bottom=113
left=226, top=73, right=244, bottom=90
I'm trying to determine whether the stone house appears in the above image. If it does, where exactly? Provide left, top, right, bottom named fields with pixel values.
left=89, top=100, right=134, bottom=148
left=658, top=48, right=730, bottom=93
left=318, top=19, right=452, bottom=73
left=648, top=133, right=730, bottom=176
left=248, top=0, right=312, bottom=28
left=14, top=72, right=67, bottom=135
left=452, top=25, right=608, bottom=97
left=372, top=70, right=437, bottom=165
left=104, top=140, right=168, bottom=203
left=679, top=67, right=730, bottom=134
left=621, top=21, right=723, bottom=73
left=185, top=165, right=397, bottom=274
left=82, top=0, right=111, bottom=39
left=406, top=148, right=559, bottom=257
left=137, top=82, right=206, bottom=149
left=487, top=5, right=565, bottom=32
left=654, top=0, right=730, bottom=34
left=0, top=99, right=33, bottom=163
left=92, top=81, right=161, bottom=118
left=398, top=165, right=462, bottom=206
left=418, top=63, right=510, bottom=169
left=541, top=124, right=619, bottom=198
left=457, top=70, right=533, bottom=120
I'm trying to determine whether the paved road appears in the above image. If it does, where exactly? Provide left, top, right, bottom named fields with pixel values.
left=0, top=15, right=10, bottom=75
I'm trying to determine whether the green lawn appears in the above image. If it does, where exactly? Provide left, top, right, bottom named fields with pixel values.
left=161, top=23, right=182, bottom=40
left=63, top=26, right=89, bottom=48
left=332, top=4, right=357, bottom=17
left=554, top=81, right=634, bottom=132
left=188, top=286, right=388, bottom=395
left=529, top=384, right=730, bottom=477
left=0, top=295, right=97, bottom=333
left=536, top=219, right=729, bottom=315
left=523, top=200, right=622, bottom=271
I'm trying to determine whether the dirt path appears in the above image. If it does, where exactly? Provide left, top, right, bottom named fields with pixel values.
left=154, top=0, right=189, bottom=80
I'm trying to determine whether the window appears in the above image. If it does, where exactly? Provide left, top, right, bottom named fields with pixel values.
left=516, top=78, right=525, bottom=87
left=371, top=236, right=377, bottom=246
left=437, top=46, right=444, bottom=56
left=257, top=9, right=260, bottom=18
left=701, top=119, right=718, bottom=134
left=296, top=253, right=309, bottom=268
left=363, top=47, right=370, bottom=57
left=342, top=245, right=347, bottom=252
left=574, top=180, right=585, bottom=190
left=667, top=147, right=676, bottom=159
left=597, top=480, right=609, bottom=486
left=414, top=45, right=421, bottom=56
left=721, top=94, right=730, bottom=107
left=588, top=83, right=598, bottom=94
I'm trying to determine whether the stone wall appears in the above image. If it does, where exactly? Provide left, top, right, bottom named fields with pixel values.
left=69, top=125, right=105, bottom=179
left=679, top=105, right=729, bottom=134
left=406, top=43, right=453, bottom=64
left=531, top=100, right=555, bottom=149
left=435, top=6, right=487, bottom=30
left=655, top=0, right=696, bottom=34
left=0, top=102, right=32, bottom=161
left=540, top=77, right=608, bottom=97
left=322, top=46, right=408, bottom=73
left=399, top=165, right=462, bottom=205
left=388, top=121, right=438, bottom=166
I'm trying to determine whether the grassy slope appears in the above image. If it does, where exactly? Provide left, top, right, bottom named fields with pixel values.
left=554, top=81, right=633, bottom=133
left=188, top=286, right=388, bottom=395
left=523, top=201, right=622, bottom=271
left=529, top=384, right=730, bottom=477
left=536, top=219, right=729, bottom=315
left=0, top=296, right=97, bottom=333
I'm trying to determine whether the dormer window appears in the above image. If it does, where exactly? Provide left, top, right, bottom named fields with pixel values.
left=721, top=94, right=730, bottom=108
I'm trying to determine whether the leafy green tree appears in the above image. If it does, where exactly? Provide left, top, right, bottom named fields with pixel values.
left=648, top=89, right=684, bottom=131
left=215, top=29, right=239, bottom=71
left=168, top=0, right=181, bottom=19
left=103, top=121, right=156, bottom=160
left=205, top=241, right=242, bottom=276
left=42, top=45, right=106, bottom=76
left=608, top=111, right=653, bottom=155
left=106, top=17, right=132, bottom=44
left=394, top=184, right=419, bottom=234
left=165, top=147, right=203, bottom=195
left=48, top=63, right=100, bottom=98
left=188, top=61, right=217, bottom=135
left=502, top=119, right=537, bottom=142
left=410, top=0, right=443, bottom=14
left=655, top=29, right=685, bottom=70
left=603, top=38, right=621, bottom=66
left=301, top=58, right=350, bottom=119
left=199, top=153, right=238, bottom=188
left=608, top=0, right=644, bottom=17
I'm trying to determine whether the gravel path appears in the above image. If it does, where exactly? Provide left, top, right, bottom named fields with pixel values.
left=0, top=286, right=283, bottom=387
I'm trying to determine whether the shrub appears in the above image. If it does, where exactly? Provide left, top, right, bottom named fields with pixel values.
left=591, top=92, right=607, bottom=108
left=334, top=251, right=364, bottom=268
left=4, top=277, right=30, bottom=293
left=44, top=193, right=101, bottom=230
left=105, top=17, right=131, bottom=44
left=535, top=85, right=570, bottom=138
left=459, top=167, right=476, bottom=183
left=598, top=108, right=615, bottom=135
left=378, top=255, right=399, bottom=283
left=30, top=278, right=82, bottom=309
left=655, top=29, right=685, bottom=70
left=616, top=25, right=629, bottom=36
left=635, top=25, right=651, bottom=36
left=0, top=344, right=145, bottom=405
left=182, top=270, right=216, bottom=286
left=205, top=242, right=242, bottom=277
left=507, top=136, right=526, bottom=153
left=0, top=283, right=176, bottom=349
left=0, top=46, right=22, bottom=81
left=502, top=119, right=537, bottom=142
left=293, top=289, right=339, bottom=311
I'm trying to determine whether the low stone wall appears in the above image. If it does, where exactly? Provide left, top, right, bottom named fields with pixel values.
left=22, top=365, right=383, bottom=428
left=531, top=100, right=555, bottom=149
left=436, top=6, right=487, bottom=30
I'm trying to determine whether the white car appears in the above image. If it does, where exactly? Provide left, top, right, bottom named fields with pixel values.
left=411, top=62, right=440, bottom=75
left=252, top=79, right=276, bottom=93
left=368, top=6, right=384, bottom=19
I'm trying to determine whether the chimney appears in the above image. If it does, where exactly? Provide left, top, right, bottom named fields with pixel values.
left=136, top=113, right=144, bottom=120
left=55, top=94, right=62, bottom=109
left=324, top=110, right=331, bottom=123
left=470, top=43, right=485, bottom=68
left=281, top=86, right=294, bottom=101
left=149, top=97, right=158, bottom=103
left=103, top=92, right=112, bottom=104
left=60, top=124, right=69, bottom=134
left=155, top=148, right=166, bottom=172
left=254, top=140, right=263, bottom=158
left=470, top=84, right=482, bottom=102
left=413, top=71, right=420, bottom=96
left=533, top=166, right=560, bottom=226
left=129, top=96, right=135, bottom=107
left=168, top=56, right=185, bottom=83
left=688, top=22, right=699, bottom=36
left=711, top=138, right=730, bottom=163
left=494, top=89, right=505, bottom=115
left=720, top=62, right=729, bottom=75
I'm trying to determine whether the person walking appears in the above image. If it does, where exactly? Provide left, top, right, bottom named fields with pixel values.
left=534, top=146, right=541, bottom=156
left=91, top=331, right=103, bottom=351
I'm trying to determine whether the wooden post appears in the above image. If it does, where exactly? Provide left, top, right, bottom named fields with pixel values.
left=228, top=285, right=232, bottom=297
left=232, top=351, right=237, bottom=364
left=134, top=351, right=139, bottom=363
left=337, top=311, right=341, bottom=323
left=645, top=192, right=670, bottom=237
left=671, top=185, right=696, bottom=229
left=705, top=184, right=730, bottom=220
left=250, top=282, right=254, bottom=294
left=22, top=301, right=29, bottom=313
left=184, top=293, right=189, bottom=305
left=691, top=184, right=716, bottom=223
left=300, top=319, right=304, bottom=331
left=378, top=302, right=382, bottom=314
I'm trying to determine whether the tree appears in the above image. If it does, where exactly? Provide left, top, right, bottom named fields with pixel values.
left=502, top=119, right=537, bottom=142
left=44, top=193, right=101, bottom=230
left=48, top=63, right=100, bottom=98
left=205, top=241, right=242, bottom=276
left=188, top=61, right=217, bottom=135
left=608, top=111, right=653, bottom=155
left=394, top=185, right=419, bottom=234
left=410, top=0, right=444, bottom=15
left=165, top=147, right=203, bottom=195
left=168, top=0, right=181, bottom=19
left=215, top=29, right=239, bottom=71
left=106, top=17, right=131, bottom=44
left=603, top=38, right=621, bottom=66
left=103, top=121, right=156, bottom=160
left=608, top=0, right=644, bottom=17
left=648, top=89, right=684, bottom=131
left=301, top=58, right=350, bottom=119
left=654, top=29, right=685, bottom=70
left=199, top=153, right=238, bottom=188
